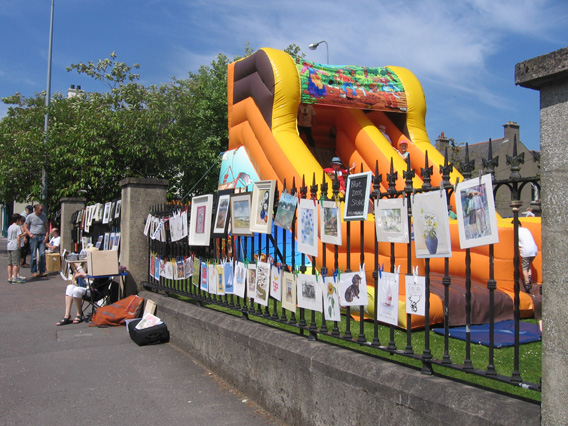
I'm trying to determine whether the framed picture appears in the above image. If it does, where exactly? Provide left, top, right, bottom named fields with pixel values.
left=344, top=171, right=373, bottom=221
left=102, top=202, right=112, bottom=224
left=375, top=198, right=409, bottom=243
left=114, top=200, right=122, bottom=219
left=297, top=198, right=318, bottom=257
left=281, top=271, right=297, bottom=313
left=274, top=191, right=298, bottom=231
left=230, top=193, right=253, bottom=236
left=188, top=194, right=213, bottom=246
left=411, top=191, right=452, bottom=258
left=455, top=174, right=499, bottom=249
left=250, top=180, right=276, bottom=234
left=320, top=200, right=342, bottom=245
left=213, top=189, right=234, bottom=237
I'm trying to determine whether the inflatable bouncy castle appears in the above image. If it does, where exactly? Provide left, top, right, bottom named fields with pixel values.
left=222, top=48, right=541, bottom=328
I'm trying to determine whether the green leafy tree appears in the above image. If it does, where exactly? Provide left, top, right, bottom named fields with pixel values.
left=0, top=51, right=239, bottom=208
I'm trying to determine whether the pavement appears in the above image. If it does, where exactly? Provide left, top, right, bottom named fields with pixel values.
left=0, top=237, right=283, bottom=426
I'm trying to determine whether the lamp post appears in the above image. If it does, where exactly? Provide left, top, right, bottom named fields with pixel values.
left=308, top=40, right=329, bottom=64
left=43, top=0, right=54, bottom=213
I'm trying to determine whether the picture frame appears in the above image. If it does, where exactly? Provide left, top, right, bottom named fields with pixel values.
left=114, top=200, right=122, bottom=219
left=230, top=193, right=253, bottom=236
left=250, top=180, right=276, bottom=234
left=102, top=202, right=111, bottom=224
left=374, top=198, right=409, bottom=243
left=297, top=198, right=318, bottom=257
left=213, top=189, right=234, bottom=237
left=455, top=174, right=499, bottom=249
left=411, top=191, right=452, bottom=258
left=320, top=200, right=342, bottom=245
left=188, top=194, right=213, bottom=246
left=281, top=271, right=297, bottom=313
left=343, top=171, right=373, bottom=221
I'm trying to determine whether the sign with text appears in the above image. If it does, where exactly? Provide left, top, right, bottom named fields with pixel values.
left=344, top=171, right=373, bottom=221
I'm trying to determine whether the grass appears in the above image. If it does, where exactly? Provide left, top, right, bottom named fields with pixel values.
left=168, top=291, right=542, bottom=402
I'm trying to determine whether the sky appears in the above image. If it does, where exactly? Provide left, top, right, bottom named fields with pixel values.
left=2, top=0, right=568, bottom=153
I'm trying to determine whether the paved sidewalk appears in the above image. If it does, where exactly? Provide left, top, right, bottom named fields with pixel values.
left=0, top=244, right=282, bottom=426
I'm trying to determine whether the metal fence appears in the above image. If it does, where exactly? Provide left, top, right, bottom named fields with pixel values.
left=143, top=138, right=541, bottom=394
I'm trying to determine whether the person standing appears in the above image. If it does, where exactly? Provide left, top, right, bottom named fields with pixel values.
left=7, top=214, right=25, bottom=284
left=297, top=103, right=317, bottom=147
left=19, top=205, right=32, bottom=268
left=517, top=221, right=538, bottom=293
left=23, top=204, right=48, bottom=278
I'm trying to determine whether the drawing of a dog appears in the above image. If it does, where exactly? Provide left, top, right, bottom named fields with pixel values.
left=344, top=274, right=362, bottom=303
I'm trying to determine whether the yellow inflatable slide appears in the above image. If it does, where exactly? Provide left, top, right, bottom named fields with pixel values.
left=226, top=48, right=540, bottom=328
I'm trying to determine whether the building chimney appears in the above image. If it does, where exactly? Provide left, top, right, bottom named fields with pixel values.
left=503, top=121, right=520, bottom=143
left=436, top=132, right=450, bottom=152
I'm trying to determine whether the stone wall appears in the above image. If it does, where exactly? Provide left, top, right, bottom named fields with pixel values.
left=141, top=290, right=540, bottom=426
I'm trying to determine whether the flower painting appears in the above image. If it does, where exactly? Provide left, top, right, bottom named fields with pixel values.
left=411, top=191, right=452, bottom=258
left=297, top=198, right=318, bottom=257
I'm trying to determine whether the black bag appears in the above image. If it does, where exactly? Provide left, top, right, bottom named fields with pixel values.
left=128, top=318, right=170, bottom=346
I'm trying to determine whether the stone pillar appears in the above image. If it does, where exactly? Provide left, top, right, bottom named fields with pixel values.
left=59, top=197, right=86, bottom=254
left=120, top=178, right=168, bottom=294
left=516, top=46, right=568, bottom=425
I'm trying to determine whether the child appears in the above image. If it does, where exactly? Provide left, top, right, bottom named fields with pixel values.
left=7, top=214, right=25, bottom=283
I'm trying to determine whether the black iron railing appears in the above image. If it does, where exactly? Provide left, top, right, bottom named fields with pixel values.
left=144, top=137, right=541, bottom=394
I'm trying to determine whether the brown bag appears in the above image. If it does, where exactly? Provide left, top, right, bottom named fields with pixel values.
left=90, top=295, right=144, bottom=327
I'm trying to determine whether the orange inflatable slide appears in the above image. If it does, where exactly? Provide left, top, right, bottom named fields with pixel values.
left=225, top=48, right=541, bottom=328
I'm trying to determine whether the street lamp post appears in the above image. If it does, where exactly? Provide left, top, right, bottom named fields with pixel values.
left=308, top=40, right=329, bottom=64
left=43, top=0, right=54, bottom=213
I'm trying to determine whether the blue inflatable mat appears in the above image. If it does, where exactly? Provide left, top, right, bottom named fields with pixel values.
left=433, top=320, right=541, bottom=348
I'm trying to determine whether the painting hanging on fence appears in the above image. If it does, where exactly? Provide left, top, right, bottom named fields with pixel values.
left=184, top=255, right=194, bottom=279
left=216, top=264, right=225, bottom=295
left=200, top=261, right=208, bottom=292
left=297, top=273, right=322, bottom=312
left=254, top=261, right=270, bottom=306
left=224, top=261, right=234, bottom=294
left=213, top=189, right=233, bottom=237
left=297, top=198, right=318, bottom=257
left=338, top=269, right=369, bottom=307
left=232, top=261, right=246, bottom=298
left=320, top=200, right=342, bottom=245
left=270, top=264, right=281, bottom=301
left=274, top=190, right=298, bottom=231
left=208, top=263, right=217, bottom=295
left=411, top=191, right=452, bottom=258
left=281, top=271, right=297, bottom=313
left=455, top=174, right=499, bottom=249
left=230, top=193, right=253, bottom=236
left=343, top=171, right=373, bottom=221
left=405, top=269, right=425, bottom=316
left=193, top=257, right=201, bottom=286
left=102, top=202, right=112, bottom=224
left=189, top=194, right=213, bottom=246
left=322, top=276, right=341, bottom=321
left=114, top=200, right=122, bottom=219
left=250, top=180, right=276, bottom=234
left=377, top=269, right=400, bottom=326
left=375, top=198, right=409, bottom=243
left=247, top=263, right=257, bottom=299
